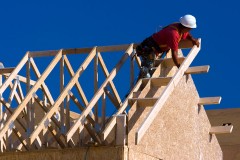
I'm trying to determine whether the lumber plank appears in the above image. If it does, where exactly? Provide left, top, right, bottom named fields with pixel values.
left=101, top=79, right=142, bottom=140
left=66, top=44, right=133, bottom=142
left=63, top=55, right=90, bottom=107
left=0, top=52, right=29, bottom=94
left=104, top=89, right=120, bottom=109
left=94, top=53, right=99, bottom=130
left=0, top=97, right=27, bottom=131
left=101, top=92, right=106, bottom=128
left=154, top=57, right=185, bottom=67
left=115, top=114, right=126, bottom=146
left=3, top=74, right=36, bottom=86
left=0, top=50, right=62, bottom=141
left=199, top=97, right=221, bottom=105
left=128, top=98, right=158, bottom=107
left=29, top=44, right=130, bottom=57
left=210, top=125, right=233, bottom=134
left=29, top=48, right=96, bottom=144
left=136, top=39, right=201, bottom=144
left=98, top=53, right=122, bottom=106
left=151, top=77, right=172, bottom=87
left=0, top=68, right=15, bottom=74
left=185, top=65, right=210, bottom=74
left=60, top=57, right=65, bottom=133
left=29, top=58, right=55, bottom=105
left=69, top=92, right=95, bottom=125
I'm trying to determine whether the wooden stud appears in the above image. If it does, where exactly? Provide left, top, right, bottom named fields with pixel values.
left=104, top=88, right=120, bottom=109
left=60, top=57, right=65, bottom=133
left=128, top=98, right=158, bottom=107
left=0, top=68, right=15, bottom=74
left=0, top=50, right=62, bottom=141
left=29, top=44, right=130, bottom=57
left=30, top=48, right=96, bottom=144
left=3, top=74, right=36, bottom=86
left=63, top=56, right=90, bottom=109
left=185, top=65, right=210, bottom=74
left=69, top=92, right=95, bottom=124
left=101, top=79, right=142, bottom=140
left=66, top=94, right=70, bottom=132
left=94, top=52, right=99, bottom=130
left=142, top=77, right=172, bottom=87
left=67, top=44, right=134, bottom=142
left=115, top=114, right=126, bottom=146
left=98, top=53, right=122, bottom=106
left=101, top=92, right=106, bottom=129
left=154, top=57, right=185, bottom=67
left=29, top=58, right=55, bottom=105
left=199, top=97, right=221, bottom=105
left=130, top=53, right=135, bottom=90
left=210, top=125, right=233, bottom=134
left=7, top=80, right=18, bottom=105
left=0, top=52, right=29, bottom=94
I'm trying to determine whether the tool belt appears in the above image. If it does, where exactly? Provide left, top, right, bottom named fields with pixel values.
left=136, top=36, right=162, bottom=59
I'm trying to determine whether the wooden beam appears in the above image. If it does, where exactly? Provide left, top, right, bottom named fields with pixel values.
left=98, top=53, right=122, bottom=106
left=199, top=97, right=221, bottom=105
left=29, top=48, right=96, bottom=144
left=154, top=57, right=185, bottom=67
left=115, top=114, right=126, bottom=146
left=0, top=97, right=27, bottom=131
left=210, top=125, right=233, bottom=134
left=29, top=50, right=60, bottom=58
left=63, top=55, right=90, bottom=108
left=0, top=52, right=29, bottom=94
left=94, top=53, right=99, bottom=130
left=142, top=77, right=172, bottom=87
left=101, top=79, right=142, bottom=140
left=136, top=39, right=201, bottom=144
left=0, top=50, right=62, bottom=141
left=69, top=92, right=95, bottom=125
left=104, top=89, right=120, bottom=109
left=128, top=98, right=158, bottom=107
left=185, top=65, right=210, bottom=74
left=29, top=44, right=131, bottom=57
left=66, top=44, right=134, bottom=142
left=0, top=68, right=15, bottom=74
left=29, top=58, right=55, bottom=105
left=8, top=80, right=18, bottom=104
left=3, top=74, right=36, bottom=86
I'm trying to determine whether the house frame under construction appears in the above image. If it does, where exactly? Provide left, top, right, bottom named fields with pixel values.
left=0, top=39, right=237, bottom=159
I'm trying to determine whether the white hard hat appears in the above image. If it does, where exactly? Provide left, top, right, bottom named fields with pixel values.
left=179, top=14, right=197, bottom=28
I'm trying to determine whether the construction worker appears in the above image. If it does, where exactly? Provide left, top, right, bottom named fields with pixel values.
left=136, top=14, right=200, bottom=78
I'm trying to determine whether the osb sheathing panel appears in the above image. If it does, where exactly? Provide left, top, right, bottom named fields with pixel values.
left=128, top=75, right=222, bottom=160
left=221, top=145, right=240, bottom=160
left=0, top=146, right=127, bottom=160
left=207, top=108, right=240, bottom=160
left=206, top=108, right=240, bottom=145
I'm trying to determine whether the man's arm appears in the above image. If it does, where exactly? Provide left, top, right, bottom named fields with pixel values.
left=171, top=50, right=180, bottom=68
left=187, top=34, right=199, bottom=47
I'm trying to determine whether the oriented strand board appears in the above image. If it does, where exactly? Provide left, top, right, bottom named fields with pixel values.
left=0, top=146, right=127, bottom=160
left=128, top=75, right=222, bottom=159
left=206, top=108, right=240, bottom=160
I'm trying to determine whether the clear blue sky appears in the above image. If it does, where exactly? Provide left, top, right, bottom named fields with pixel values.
left=0, top=0, right=239, bottom=111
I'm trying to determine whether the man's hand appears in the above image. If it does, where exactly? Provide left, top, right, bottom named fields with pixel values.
left=192, top=39, right=199, bottom=47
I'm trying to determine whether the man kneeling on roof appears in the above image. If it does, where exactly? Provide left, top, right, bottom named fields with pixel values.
left=136, top=14, right=200, bottom=78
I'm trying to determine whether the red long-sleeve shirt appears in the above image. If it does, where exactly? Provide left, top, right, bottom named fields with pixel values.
left=152, top=23, right=190, bottom=52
